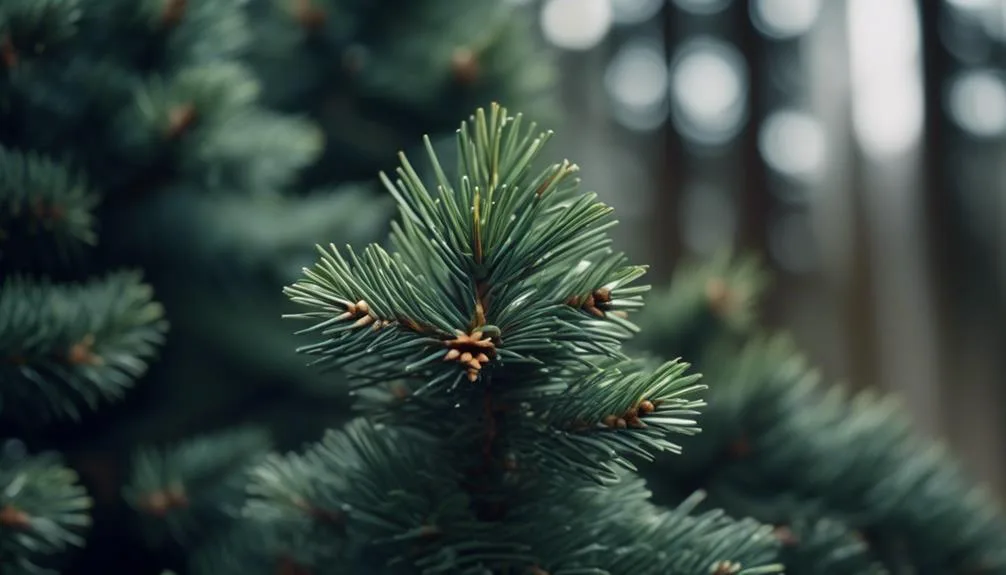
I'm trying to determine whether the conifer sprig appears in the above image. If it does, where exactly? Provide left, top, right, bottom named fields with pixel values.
left=269, top=105, right=782, bottom=573
left=0, top=451, right=91, bottom=575
left=0, top=146, right=97, bottom=270
left=286, top=105, right=660, bottom=395
left=0, top=272, right=167, bottom=422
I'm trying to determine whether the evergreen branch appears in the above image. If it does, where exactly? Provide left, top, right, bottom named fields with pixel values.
left=246, top=0, right=556, bottom=185
left=123, top=428, right=271, bottom=546
left=509, top=360, right=705, bottom=485
left=0, top=271, right=167, bottom=423
left=632, top=252, right=769, bottom=358
left=106, top=182, right=393, bottom=289
left=243, top=418, right=523, bottom=572
left=0, top=450, right=91, bottom=575
left=774, top=517, right=886, bottom=575
left=0, top=0, right=82, bottom=70
left=0, top=145, right=98, bottom=270
left=78, top=0, right=252, bottom=67
left=288, top=105, right=653, bottom=392
left=507, top=477, right=782, bottom=575
left=658, top=336, right=1006, bottom=573
left=776, top=385, right=1006, bottom=571
left=272, top=105, right=797, bottom=573
left=115, top=62, right=322, bottom=194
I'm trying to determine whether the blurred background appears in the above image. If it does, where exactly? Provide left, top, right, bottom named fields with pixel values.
left=515, top=0, right=1005, bottom=495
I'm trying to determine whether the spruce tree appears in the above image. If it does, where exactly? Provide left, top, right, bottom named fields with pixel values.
left=0, top=2, right=553, bottom=573
left=0, top=0, right=317, bottom=572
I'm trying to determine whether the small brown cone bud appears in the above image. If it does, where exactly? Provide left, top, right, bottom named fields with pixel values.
left=729, top=437, right=752, bottom=458
left=293, top=0, right=326, bottom=31
left=68, top=334, right=102, bottom=366
left=353, top=314, right=375, bottom=328
left=451, top=47, right=480, bottom=85
left=774, top=525, right=798, bottom=546
left=467, top=370, right=479, bottom=382
left=594, top=287, right=612, bottom=303
left=355, top=300, right=369, bottom=314
left=603, top=415, right=619, bottom=428
left=467, top=358, right=482, bottom=370
left=627, top=416, right=646, bottom=429
left=705, top=278, right=732, bottom=317
left=445, top=349, right=461, bottom=361
left=141, top=491, right=171, bottom=516
left=615, top=418, right=627, bottom=429
left=586, top=306, right=605, bottom=318
left=166, top=104, right=197, bottom=139
left=162, top=0, right=186, bottom=27
left=476, top=353, right=490, bottom=364
left=460, top=352, right=473, bottom=363
left=638, top=400, right=655, bottom=414
left=0, top=505, right=30, bottom=528
left=1, top=36, right=17, bottom=69
left=711, top=561, right=741, bottom=575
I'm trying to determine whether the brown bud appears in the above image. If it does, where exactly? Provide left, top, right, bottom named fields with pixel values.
left=166, top=104, right=197, bottom=139
left=729, top=437, right=752, bottom=458
left=141, top=491, right=171, bottom=516
left=638, top=400, right=655, bottom=414
left=566, top=295, right=580, bottom=306
left=1, top=36, right=17, bottom=69
left=67, top=334, right=102, bottom=366
left=467, top=370, right=479, bottom=382
left=585, top=294, right=596, bottom=308
left=586, top=305, right=606, bottom=318
left=467, top=358, right=482, bottom=370
left=476, top=353, right=490, bottom=364
left=705, top=278, right=732, bottom=316
left=603, top=415, right=619, bottom=428
left=711, top=561, right=741, bottom=575
left=774, top=525, right=798, bottom=546
left=451, top=47, right=480, bottom=85
left=626, top=416, right=645, bottom=429
left=353, top=314, right=375, bottom=328
left=355, top=300, right=369, bottom=314
left=594, top=287, right=612, bottom=302
left=162, top=0, right=186, bottom=27
left=615, top=418, right=627, bottom=429
left=460, top=352, right=473, bottom=363
left=418, top=524, right=442, bottom=538
left=0, top=505, right=30, bottom=528
left=445, top=349, right=461, bottom=361
left=293, top=0, right=326, bottom=31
